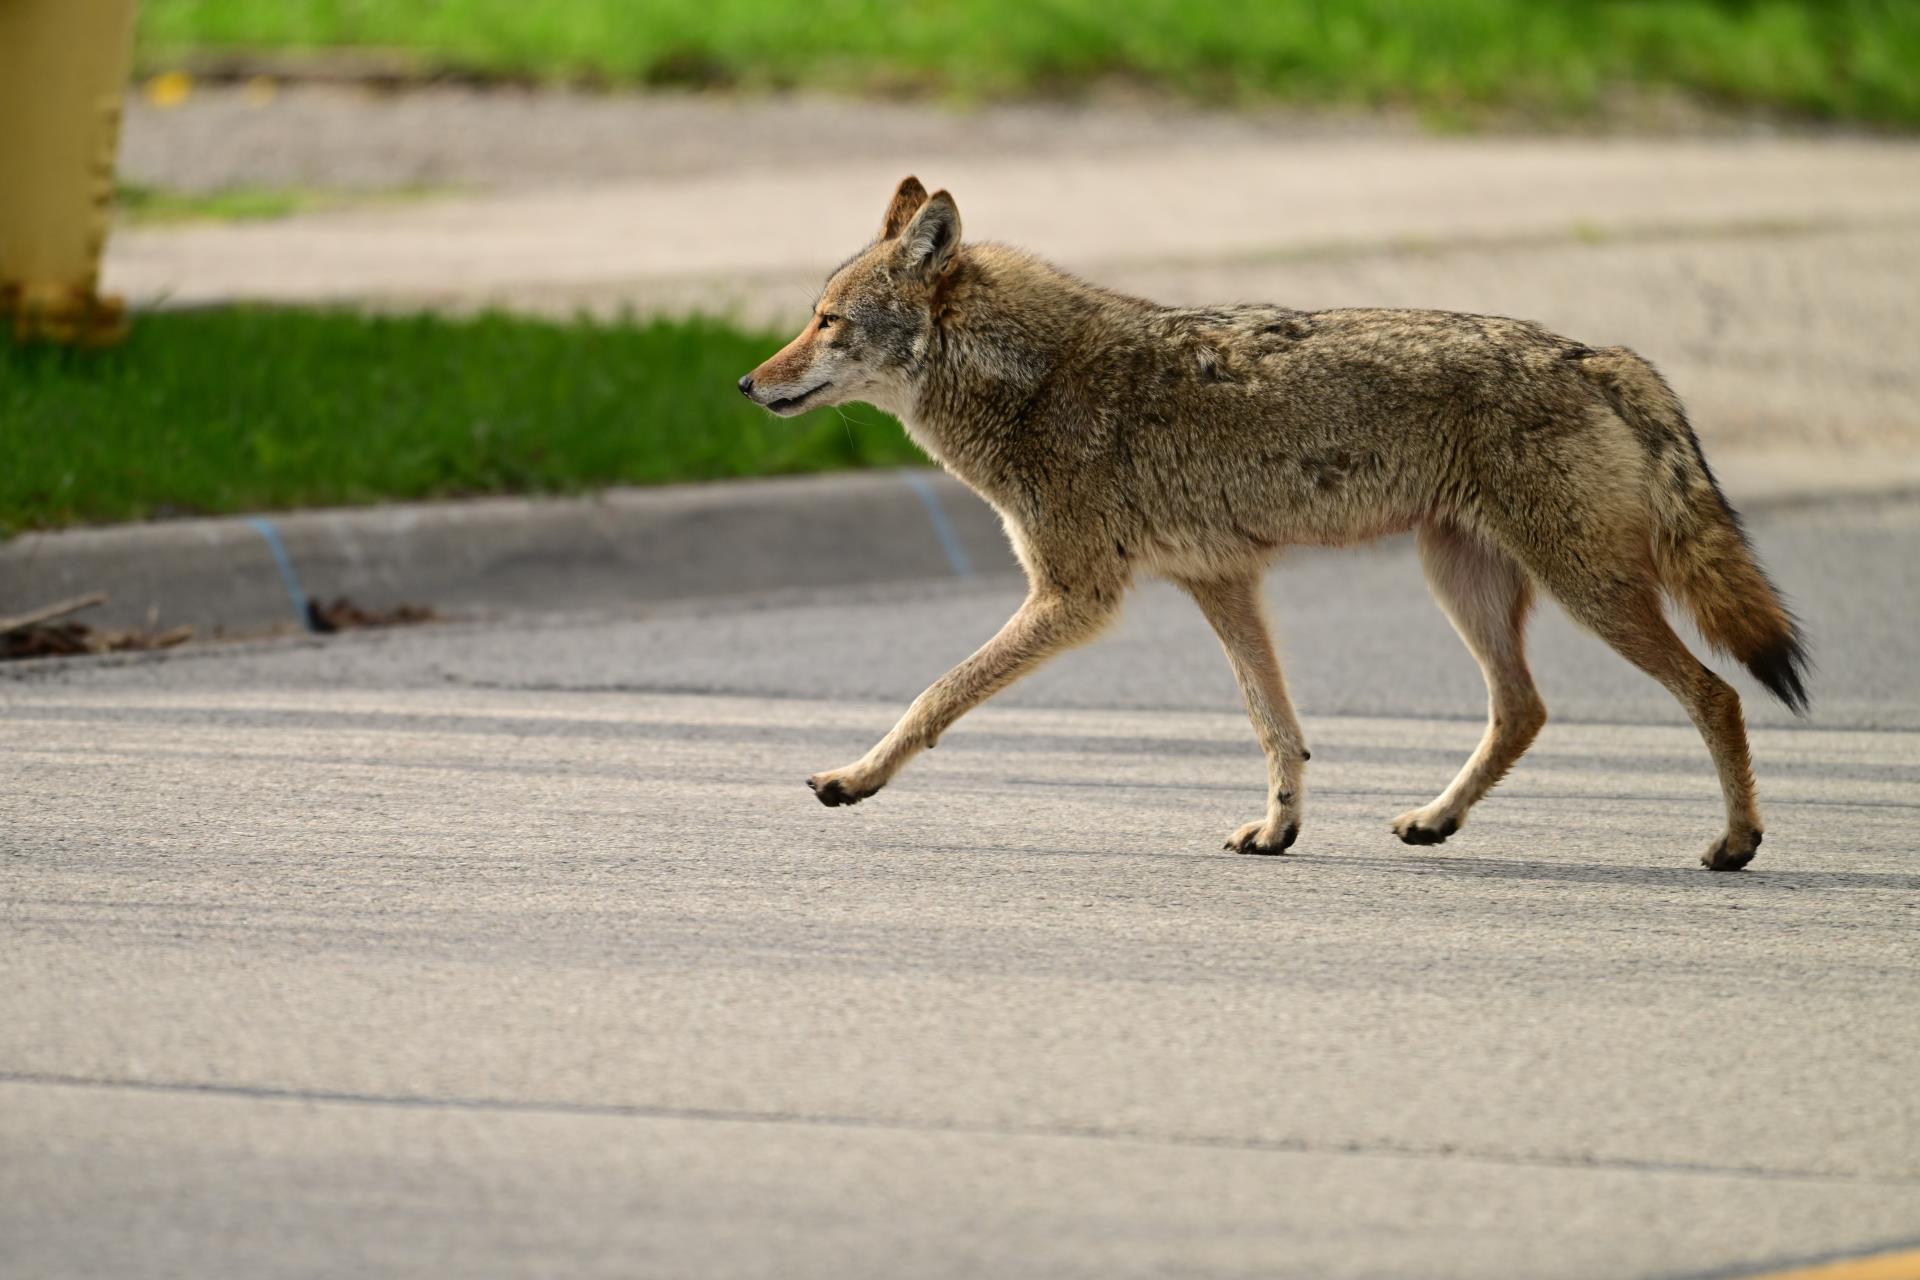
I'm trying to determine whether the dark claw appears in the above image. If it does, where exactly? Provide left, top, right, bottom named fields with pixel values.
left=1702, top=830, right=1761, bottom=871
left=808, top=777, right=872, bottom=808
left=1232, top=823, right=1300, bottom=856
left=1397, top=816, right=1458, bottom=846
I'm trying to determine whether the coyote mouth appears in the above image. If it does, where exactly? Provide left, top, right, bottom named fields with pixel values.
left=767, top=382, right=832, bottom=415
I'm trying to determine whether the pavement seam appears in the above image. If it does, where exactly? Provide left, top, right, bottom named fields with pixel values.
left=6, top=1070, right=1916, bottom=1189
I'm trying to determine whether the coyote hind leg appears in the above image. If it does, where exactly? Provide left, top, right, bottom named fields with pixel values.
left=1544, top=574, right=1763, bottom=870
left=1490, top=490, right=1764, bottom=869
left=1393, top=521, right=1547, bottom=845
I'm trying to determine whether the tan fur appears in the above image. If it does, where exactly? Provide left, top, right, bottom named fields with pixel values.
left=743, top=178, right=1809, bottom=870
left=1583, top=349, right=1805, bottom=679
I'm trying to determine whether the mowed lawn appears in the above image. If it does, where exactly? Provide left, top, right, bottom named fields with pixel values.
left=0, top=309, right=918, bottom=533
left=136, top=0, right=1920, bottom=126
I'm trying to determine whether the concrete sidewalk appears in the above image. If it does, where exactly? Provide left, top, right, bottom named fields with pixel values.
left=109, top=135, right=1920, bottom=310
left=107, top=91, right=1920, bottom=453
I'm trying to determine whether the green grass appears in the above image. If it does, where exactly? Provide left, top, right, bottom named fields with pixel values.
left=134, top=0, right=1920, bottom=126
left=115, top=183, right=339, bottom=224
left=0, top=309, right=920, bottom=534
left=114, top=183, right=450, bottom=225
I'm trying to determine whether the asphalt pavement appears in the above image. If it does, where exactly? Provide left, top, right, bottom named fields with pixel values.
left=4, top=494, right=1917, bottom=1279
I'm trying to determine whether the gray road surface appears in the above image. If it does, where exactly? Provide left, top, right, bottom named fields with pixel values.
left=4, top=496, right=1918, bottom=1279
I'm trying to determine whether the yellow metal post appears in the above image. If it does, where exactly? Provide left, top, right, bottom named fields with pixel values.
left=0, top=0, right=141, bottom=344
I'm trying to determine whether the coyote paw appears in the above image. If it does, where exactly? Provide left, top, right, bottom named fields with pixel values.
left=1224, top=818, right=1300, bottom=856
left=807, top=769, right=881, bottom=808
left=1701, top=829, right=1761, bottom=872
left=1392, top=809, right=1460, bottom=846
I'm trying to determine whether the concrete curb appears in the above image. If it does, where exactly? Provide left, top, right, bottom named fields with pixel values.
left=3, top=452, right=1917, bottom=639
left=0, top=470, right=1016, bottom=636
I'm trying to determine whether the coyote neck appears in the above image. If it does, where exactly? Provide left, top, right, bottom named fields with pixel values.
left=903, top=251, right=1106, bottom=499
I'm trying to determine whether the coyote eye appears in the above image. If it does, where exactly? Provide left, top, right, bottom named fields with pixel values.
left=818, top=314, right=839, bottom=330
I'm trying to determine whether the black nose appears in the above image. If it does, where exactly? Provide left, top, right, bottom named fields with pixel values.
left=737, top=375, right=755, bottom=397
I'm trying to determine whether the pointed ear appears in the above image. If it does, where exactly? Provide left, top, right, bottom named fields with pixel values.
left=880, top=176, right=930, bottom=239
left=893, top=190, right=960, bottom=283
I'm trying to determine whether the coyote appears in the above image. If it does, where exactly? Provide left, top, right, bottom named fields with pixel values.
left=740, top=177, right=1808, bottom=869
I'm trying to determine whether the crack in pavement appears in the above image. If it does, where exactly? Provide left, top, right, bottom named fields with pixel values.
left=5, top=1070, right=1916, bottom=1189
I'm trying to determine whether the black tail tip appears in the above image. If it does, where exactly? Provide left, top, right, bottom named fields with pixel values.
left=1748, top=630, right=1812, bottom=716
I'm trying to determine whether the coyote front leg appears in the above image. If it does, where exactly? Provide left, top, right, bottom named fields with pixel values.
left=808, top=587, right=1118, bottom=806
left=1181, top=573, right=1311, bottom=854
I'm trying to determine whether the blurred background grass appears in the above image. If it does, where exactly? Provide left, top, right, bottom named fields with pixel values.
left=0, top=309, right=917, bottom=533
left=137, top=0, right=1920, bottom=126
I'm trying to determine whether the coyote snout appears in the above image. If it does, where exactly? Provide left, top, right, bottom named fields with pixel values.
left=738, top=371, right=832, bottom=417
left=744, top=176, right=1811, bottom=871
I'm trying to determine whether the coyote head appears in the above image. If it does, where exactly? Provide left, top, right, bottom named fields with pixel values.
left=738, top=176, right=960, bottom=418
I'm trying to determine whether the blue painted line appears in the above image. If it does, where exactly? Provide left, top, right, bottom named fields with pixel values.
left=900, top=470, right=973, bottom=578
left=246, top=516, right=316, bottom=632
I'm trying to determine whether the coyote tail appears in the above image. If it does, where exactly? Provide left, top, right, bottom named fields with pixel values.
left=1578, top=347, right=1811, bottom=713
